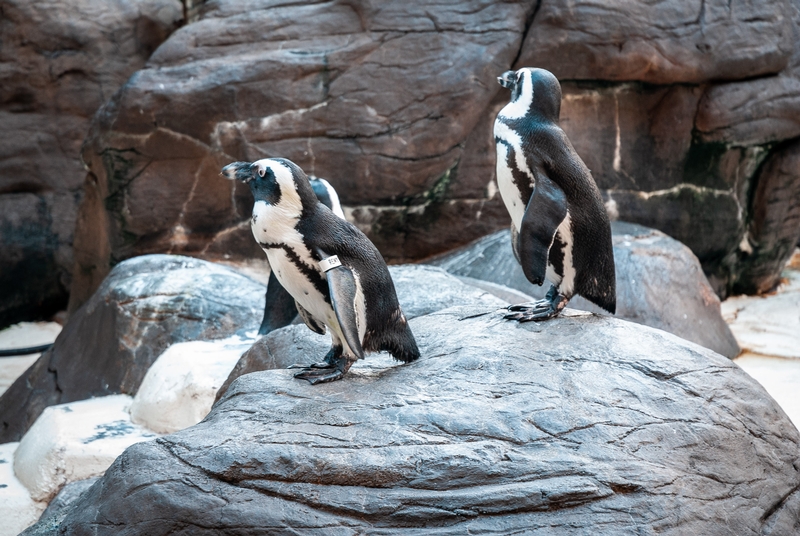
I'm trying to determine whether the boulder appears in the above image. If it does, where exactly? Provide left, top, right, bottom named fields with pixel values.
left=428, top=223, right=740, bottom=358
left=0, top=0, right=182, bottom=328
left=0, top=255, right=265, bottom=443
left=28, top=307, right=800, bottom=534
left=13, top=395, right=157, bottom=503
left=216, top=265, right=508, bottom=400
left=130, top=336, right=255, bottom=434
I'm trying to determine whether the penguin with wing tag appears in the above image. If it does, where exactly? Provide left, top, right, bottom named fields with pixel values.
left=257, top=176, right=345, bottom=336
left=494, top=68, right=616, bottom=321
left=221, top=158, right=419, bottom=384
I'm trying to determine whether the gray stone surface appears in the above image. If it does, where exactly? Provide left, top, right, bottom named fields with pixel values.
left=429, top=223, right=740, bottom=358
left=0, top=254, right=265, bottom=443
left=28, top=306, right=800, bottom=535
left=215, top=265, right=507, bottom=401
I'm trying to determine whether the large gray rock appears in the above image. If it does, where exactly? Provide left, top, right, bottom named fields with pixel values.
left=0, top=254, right=264, bottom=443
left=215, top=265, right=508, bottom=401
left=429, top=223, right=740, bottom=358
left=0, top=0, right=182, bottom=328
left=27, top=307, right=800, bottom=535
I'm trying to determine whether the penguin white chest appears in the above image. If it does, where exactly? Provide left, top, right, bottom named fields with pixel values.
left=250, top=201, right=335, bottom=326
left=493, top=119, right=532, bottom=231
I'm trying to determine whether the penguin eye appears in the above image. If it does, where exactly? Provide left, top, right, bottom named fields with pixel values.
left=258, top=167, right=265, bottom=178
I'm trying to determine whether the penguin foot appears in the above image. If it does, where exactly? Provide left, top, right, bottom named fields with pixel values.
left=505, top=287, right=568, bottom=322
left=287, top=361, right=335, bottom=370
left=293, top=367, right=344, bottom=384
left=294, top=357, right=354, bottom=385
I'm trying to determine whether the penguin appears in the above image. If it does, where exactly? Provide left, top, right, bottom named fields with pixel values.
left=494, top=67, right=616, bottom=321
left=221, top=158, right=420, bottom=384
left=257, top=176, right=345, bottom=336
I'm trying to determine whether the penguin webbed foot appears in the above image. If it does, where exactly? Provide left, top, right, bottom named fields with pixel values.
left=505, top=286, right=568, bottom=323
left=293, top=356, right=354, bottom=385
left=287, top=345, right=340, bottom=370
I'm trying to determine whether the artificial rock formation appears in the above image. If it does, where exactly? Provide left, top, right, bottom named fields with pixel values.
left=24, top=307, right=800, bottom=535
left=63, top=0, right=800, bottom=312
left=0, top=0, right=182, bottom=328
left=0, top=255, right=264, bottom=443
left=429, top=223, right=740, bottom=359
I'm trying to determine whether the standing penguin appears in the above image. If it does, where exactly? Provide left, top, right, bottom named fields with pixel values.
left=494, top=67, right=616, bottom=321
left=221, top=158, right=420, bottom=384
left=257, top=176, right=345, bottom=336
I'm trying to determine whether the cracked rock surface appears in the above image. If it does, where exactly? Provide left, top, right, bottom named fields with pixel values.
left=0, top=254, right=264, bottom=443
left=25, top=307, right=800, bottom=535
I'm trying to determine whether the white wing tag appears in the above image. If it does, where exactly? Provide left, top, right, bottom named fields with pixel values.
left=319, top=255, right=342, bottom=272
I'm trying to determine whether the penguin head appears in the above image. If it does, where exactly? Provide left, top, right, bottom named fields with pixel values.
left=221, top=158, right=318, bottom=210
left=497, top=67, right=562, bottom=122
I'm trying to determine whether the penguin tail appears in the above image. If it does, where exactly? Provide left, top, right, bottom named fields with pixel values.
left=579, top=274, right=616, bottom=315
left=379, top=313, right=420, bottom=363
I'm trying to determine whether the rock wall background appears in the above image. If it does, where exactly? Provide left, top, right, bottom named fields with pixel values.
left=0, top=0, right=183, bottom=328
left=3, top=0, right=800, bottom=325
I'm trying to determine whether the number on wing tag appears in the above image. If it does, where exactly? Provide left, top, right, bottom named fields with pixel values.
left=319, top=255, right=342, bottom=272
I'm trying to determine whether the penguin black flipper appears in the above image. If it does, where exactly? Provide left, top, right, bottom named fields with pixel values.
left=295, top=301, right=326, bottom=335
left=517, top=172, right=568, bottom=286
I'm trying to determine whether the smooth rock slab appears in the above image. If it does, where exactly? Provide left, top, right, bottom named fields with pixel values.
left=37, top=307, right=800, bottom=535
left=13, top=395, right=157, bottom=503
left=130, top=335, right=256, bottom=434
left=429, top=223, right=740, bottom=358
left=0, top=442, right=45, bottom=536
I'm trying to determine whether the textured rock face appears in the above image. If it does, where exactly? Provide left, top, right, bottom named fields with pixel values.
left=0, top=255, right=264, bottom=443
left=28, top=307, right=800, bottom=535
left=69, top=0, right=531, bottom=310
left=429, top=223, right=740, bottom=358
left=520, top=0, right=793, bottom=84
left=0, top=0, right=182, bottom=328
left=64, top=0, right=800, bottom=313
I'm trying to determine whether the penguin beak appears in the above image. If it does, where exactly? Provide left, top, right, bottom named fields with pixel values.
left=220, top=162, right=255, bottom=183
left=497, top=70, right=516, bottom=89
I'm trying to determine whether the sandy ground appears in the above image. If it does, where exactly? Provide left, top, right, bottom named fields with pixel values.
left=0, top=322, right=62, bottom=396
left=726, top=250, right=800, bottom=430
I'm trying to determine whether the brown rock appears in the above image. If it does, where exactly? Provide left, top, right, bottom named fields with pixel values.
left=519, top=0, right=794, bottom=84
left=696, top=0, right=800, bottom=145
left=0, top=0, right=182, bottom=327
left=730, top=139, right=800, bottom=294
left=69, top=0, right=536, bottom=308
